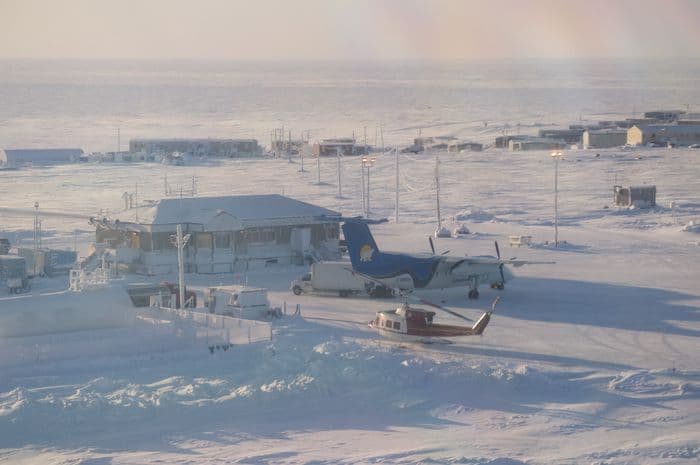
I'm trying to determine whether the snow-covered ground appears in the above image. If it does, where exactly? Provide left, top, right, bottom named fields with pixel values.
left=1, top=146, right=700, bottom=464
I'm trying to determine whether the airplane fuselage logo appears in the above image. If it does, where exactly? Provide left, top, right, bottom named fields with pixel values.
left=359, top=244, right=375, bottom=262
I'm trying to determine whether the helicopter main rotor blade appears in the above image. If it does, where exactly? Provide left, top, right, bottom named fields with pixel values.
left=413, top=297, right=473, bottom=322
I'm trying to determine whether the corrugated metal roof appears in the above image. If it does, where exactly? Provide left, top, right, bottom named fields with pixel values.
left=125, top=194, right=341, bottom=225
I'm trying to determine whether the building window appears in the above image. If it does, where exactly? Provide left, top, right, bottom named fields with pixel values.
left=196, top=233, right=213, bottom=249
left=214, top=232, right=231, bottom=249
left=393, top=321, right=400, bottom=330
left=152, top=232, right=176, bottom=251
left=138, top=232, right=152, bottom=251
left=246, top=228, right=275, bottom=244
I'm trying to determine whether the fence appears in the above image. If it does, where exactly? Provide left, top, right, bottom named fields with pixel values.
left=144, top=304, right=273, bottom=346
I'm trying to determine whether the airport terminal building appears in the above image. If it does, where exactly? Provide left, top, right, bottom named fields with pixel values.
left=95, top=195, right=341, bottom=274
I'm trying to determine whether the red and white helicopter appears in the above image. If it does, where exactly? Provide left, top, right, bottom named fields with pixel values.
left=369, top=296, right=498, bottom=343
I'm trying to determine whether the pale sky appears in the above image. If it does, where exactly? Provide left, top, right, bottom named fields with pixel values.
left=1, top=0, right=699, bottom=61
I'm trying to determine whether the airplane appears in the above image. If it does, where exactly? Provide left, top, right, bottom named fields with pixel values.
left=341, top=219, right=551, bottom=299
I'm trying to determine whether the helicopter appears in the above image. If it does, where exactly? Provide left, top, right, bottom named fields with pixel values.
left=369, top=296, right=498, bottom=343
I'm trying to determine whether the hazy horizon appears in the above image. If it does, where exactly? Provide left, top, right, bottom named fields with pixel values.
left=2, top=0, right=700, bottom=61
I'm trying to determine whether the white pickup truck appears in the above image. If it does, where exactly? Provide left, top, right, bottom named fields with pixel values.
left=290, top=261, right=394, bottom=298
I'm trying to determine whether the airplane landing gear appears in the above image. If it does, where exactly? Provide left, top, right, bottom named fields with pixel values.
left=468, top=276, right=480, bottom=299
left=490, top=282, right=505, bottom=290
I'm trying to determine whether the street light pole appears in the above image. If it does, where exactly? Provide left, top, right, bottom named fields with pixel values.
left=550, top=151, right=563, bottom=247
left=336, top=147, right=342, bottom=198
left=362, top=156, right=376, bottom=217
left=360, top=157, right=366, bottom=216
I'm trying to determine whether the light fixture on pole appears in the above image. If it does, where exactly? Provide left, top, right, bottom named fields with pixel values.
left=362, top=155, right=376, bottom=217
left=550, top=151, right=563, bottom=247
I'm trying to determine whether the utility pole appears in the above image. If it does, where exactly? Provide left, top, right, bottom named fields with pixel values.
left=380, top=124, right=384, bottom=154
left=360, top=156, right=366, bottom=216
left=33, top=202, right=40, bottom=276
left=336, top=147, right=342, bottom=198
left=362, top=156, right=376, bottom=217
left=317, top=150, right=321, bottom=184
left=134, top=182, right=139, bottom=223
left=435, top=155, right=442, bottom=230
left=395, top=148, right=399, bottom=223
left=174, top=224, right=191, bottom=309
left=117, top=127, right=121, bottom=154
left=551, top=151, right=563, bottom=247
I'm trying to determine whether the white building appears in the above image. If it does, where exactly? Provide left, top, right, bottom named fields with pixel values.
left=0, top=148, right=83, bottom=168
left=95, top=195, right=341, bottom=274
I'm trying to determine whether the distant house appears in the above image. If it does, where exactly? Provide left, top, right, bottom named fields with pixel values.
left=312, top=139, right=370, bottom=157
left=95, top=194, right=342, bottom=275
left=129, top=138, right=261, bottom=158
left=0, top=148, right=83, bottom=168
left=583, top=129, right=628, bottom=149
left=509, top=138, right=567, bottom=151
left=627, top=125, right=700, bottom=146
left=538, top=128, right=584, bottom=144
left=447, top=141, right=483, bottom=152
left=678, top=113, right=700, bottom=125
left=494, top=135, right=529, bottom=149
left=643, top=110, right=685, bottom=122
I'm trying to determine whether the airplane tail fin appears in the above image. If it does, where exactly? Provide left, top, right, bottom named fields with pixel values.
left=471, top=312, right=491, bottom=335
left=342, top=221, right=380, bottom=272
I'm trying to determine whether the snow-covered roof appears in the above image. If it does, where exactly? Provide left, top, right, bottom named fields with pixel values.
left=122, top=194, right=341, bottom=227
left=631, top=124, right=700, bottom=134
left=585, top=128, right=627, bottom=134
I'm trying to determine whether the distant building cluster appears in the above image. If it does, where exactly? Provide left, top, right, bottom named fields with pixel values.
left=3, top=108, right=700, bottom=170
left=494, top=109, right=700, bottom=150
left=129, top=138, right=262, bottom=158
left=402, top=136, right=483, bottom=154
left=312, top=138, right=371, bottom=157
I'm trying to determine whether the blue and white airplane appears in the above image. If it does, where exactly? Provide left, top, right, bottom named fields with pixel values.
left=342, top=220, right=549, bottom=299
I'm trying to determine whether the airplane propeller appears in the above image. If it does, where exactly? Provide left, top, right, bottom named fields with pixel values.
left=494, top=240, right=505, bottom=285
left=428, top=236, right=450, bottom=255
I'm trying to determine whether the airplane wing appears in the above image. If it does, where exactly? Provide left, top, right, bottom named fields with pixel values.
left=450, top=257, right=554, bottom=271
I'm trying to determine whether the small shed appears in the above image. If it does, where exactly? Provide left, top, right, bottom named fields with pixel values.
left=614, top=185, right=656, bottom=208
